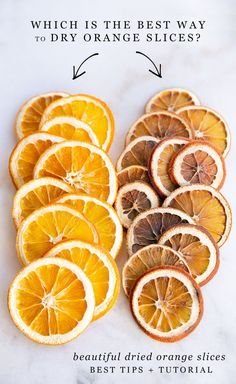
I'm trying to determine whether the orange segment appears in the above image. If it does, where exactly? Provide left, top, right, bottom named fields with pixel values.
left=146, top=88, right=200, bottom=113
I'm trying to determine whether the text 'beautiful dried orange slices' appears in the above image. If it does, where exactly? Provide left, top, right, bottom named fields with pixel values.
left=15, top=92, right=69, bottom=139
left=117, top=165, right=150, bottom=188
left=146, top=88, right=200, bottom=113
left=130, top=267, right=203, bottom=342
left=40, top=94, right=115, bottom=151
left=8, top=257, right=95, bottom=345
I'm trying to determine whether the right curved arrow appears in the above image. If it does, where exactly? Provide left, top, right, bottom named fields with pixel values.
left=136, top=51, right=162, bottom=78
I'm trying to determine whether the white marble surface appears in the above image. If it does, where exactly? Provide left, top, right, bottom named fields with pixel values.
left=0, top=0, right=236, bottom=383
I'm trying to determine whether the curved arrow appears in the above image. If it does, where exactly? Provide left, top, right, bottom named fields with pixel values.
left=136, top=51, right=162, bottom=78
left=73, top=53, right=99, bottom=80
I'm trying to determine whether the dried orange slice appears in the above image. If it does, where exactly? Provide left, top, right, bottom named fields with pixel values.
left=170, top=141, right=226, bottom=190
left=127, top=207, right=194, bottom=256
left=145, top=88, right=200, bottom=113
left=15, top=92, right=69, bottom=139
left=45, top=240, right=120, bottom=320
left=178, top=106, right=230, bottom=157
left=40, top=116, right=99, bottom=146
left=33, top=141, right=117, bottom=204
left=122, top=244, right=188, bottom=296
left=158, top=224, right=219, bottom=286
left=130, top=266, right=203, bottom=342
left=9, top=132, right=63, bottom=188
left=115, top=181, right=160, bottom=229
left=40, top=94, right=114, bottom=151
left=8, top=257, right=95, bottom=345
left=126, top=112, right=193, bottom=145
left=117, top=165, right=149, bottom=188
left=16, top=204, right=98, bottom=265
left=12, top=177, right=73, bottom=227
left=163, top=184, right=232, bottom=247
left=56, top=194, right=123, bottom=258
left=116, top=136, right=159, bottom=171
left=149, top=137, right=189, bottom=197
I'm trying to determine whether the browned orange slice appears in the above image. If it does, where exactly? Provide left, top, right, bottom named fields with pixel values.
left=117, top=165, right=149, bottom=188
left=146, top=88, right=200, bottom=113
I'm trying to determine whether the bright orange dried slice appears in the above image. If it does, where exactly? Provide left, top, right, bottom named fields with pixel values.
left=122, top=244, right=188, bottom=296
left=163, top=184, right=232, bottom=247
left=40, top=94, right=114, bottom=151
left=33, top=141, right=117, bottom=204
left=146, top=88, right=200, bottom=113
left=8, top=257, right=95, bottom=345
left=127, top=207, right=194, bottom=256
left=170, top=141, right=226, bottom=190
left=16, top=204, right=98, bottom=265
left=149, top=137, right=189, bottom=197
left=12, top=177, right=73, bottom=227
left=130, top=266, right=203, bottom=342
left=45, top=240, right=120, bottom=320
left=15, top=92, right=69, bottom=139
left=56, top=194, right=123, bottom=258
left=115, top=181, right=160, bottom=228
left=9, top=132, right=63, bottom=188
left=117, top=165, right=150, bottom=188
left=178, top=106, right=231, bottom=157
left=126, top=112, right=194, bottom=145
left=116, top=136, right=159, bottom=171
left=158, top=224, right=219, bottom=286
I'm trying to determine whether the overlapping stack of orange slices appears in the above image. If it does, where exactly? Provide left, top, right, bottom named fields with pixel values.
left=116, top=88, right=232, bottom=342
left=8, top=92, right=123, bottom=345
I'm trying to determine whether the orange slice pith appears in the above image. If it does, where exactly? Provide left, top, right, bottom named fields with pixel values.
left=56, top=194, right=123, bottom=259
left=33, top=141, right=117, bottom=204
left=145, top=88, right=200, bottom=113
left=39, top=94, right=114, bottom=151
left=127, top=207, right=194, bottom=256
left=122, top=244, right=188, bottom=296
left=8, top=257, right=95, bottom=345
left=130, top=266, right=203, bottom=342
left=15, top=92, right=69, bottom=139
left=116, top=136, right=159, bottom=171
left=163, top=184, right=232, bottom=247
left=149, top=137, right=189, bottom=197
left=12, top=177, right=73, bottom=227
left=16, top=204, right=99, bottom=265
left=170, top=141, right=226, bottom=190
left=117, top=165, right=150, bottom=188
left=126, top=112, right=194, bottom=145
left=158, top=224, right=219, bottom=286
left=44, top=240, right=120, bottom=320
left=178, top=106, right=231, bottom=157
left=9, top=132, right=63, bottom=188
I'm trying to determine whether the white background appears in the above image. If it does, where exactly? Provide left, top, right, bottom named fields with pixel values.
left=0, top=0, right=235, bottom=383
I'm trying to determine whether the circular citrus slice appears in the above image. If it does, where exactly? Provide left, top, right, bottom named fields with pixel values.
left=130, top=266, right=203, bottom=342
left=125, top=112, right=194, bottom=145
left=115, top=182, right=160, bottom=229
left=9, top=132, right=63, bottom=188
left=116, top=136, right=159, bottom=171
left=146, top=88, right=200, bottom=113
left=149, top=137, right=189, bottom=197
left=117, top=165, right=150, bottom=188
left=127, top=207, right=194, bottom=256
left=16, top=203, right=99, bottom=265
left=163, top=184, right=232, bottom=247
left=178, top=106, right=230, bottom=157
left=40, top=94, right=114, bottom=151
left=12, top=177, right=73, bottom=227
left=158, top=224, right=219, bottom=286
left=122, top=244, right=188, bottom=296
left=15, top=92, right=69, bottom=139
left=40, top=116, right=100, bottom=146
left=8, top=257, right=95, bottom=345
left=45, top=240, right=120, bottom=320
left=33, top=141, right=117, bottom=205
left=169, top=141, right=226, bottom=190
left=56, top=194, right=123, bottom=259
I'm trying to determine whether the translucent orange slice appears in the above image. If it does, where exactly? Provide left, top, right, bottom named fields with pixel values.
left=146, top=88, right=200, bottom=113
left=117, top=165, right=150, bottom=188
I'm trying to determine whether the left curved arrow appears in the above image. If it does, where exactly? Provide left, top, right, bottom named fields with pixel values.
left=72, top=53, right=99, bottom=80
